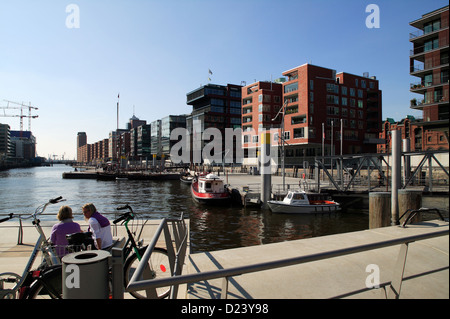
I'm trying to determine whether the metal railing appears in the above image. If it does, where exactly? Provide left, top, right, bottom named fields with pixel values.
left=126, top=214, right=188, bottom=299
left=126, top=223, right=448, bottom=299
left=0, top=211, right=164, bottom=245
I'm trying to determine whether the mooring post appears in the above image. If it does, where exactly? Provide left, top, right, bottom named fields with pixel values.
left=398, top=190, right=423, bottom=225
left=402, top=139, right=411, bottom=184
left=369, top=192, right=391, bottom=228
left=391, top=130, right=401, bottom=225
left=260, top=132, right=271, bottom=208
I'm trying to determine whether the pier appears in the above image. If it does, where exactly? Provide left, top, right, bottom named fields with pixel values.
left=1, top=215, right=448, bottom=299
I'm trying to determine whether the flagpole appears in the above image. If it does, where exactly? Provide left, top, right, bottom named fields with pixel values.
left=117, top=93, right=120, bottom=131
left=322, top=122, right=325, bottom=180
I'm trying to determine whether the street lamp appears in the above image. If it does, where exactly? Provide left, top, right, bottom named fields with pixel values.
left=272, top=99, right=289, bottom=191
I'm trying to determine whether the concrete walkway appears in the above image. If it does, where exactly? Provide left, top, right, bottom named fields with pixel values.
left=1, top=216, right=448, bottom=299
left=187, top=220, right=449, bottom=299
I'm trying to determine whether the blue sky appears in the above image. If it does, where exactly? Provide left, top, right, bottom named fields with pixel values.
left=0, top=0, right=448, bottom=159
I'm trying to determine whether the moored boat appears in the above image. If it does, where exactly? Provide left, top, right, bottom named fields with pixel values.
left=267, top=190, right=340, bottom=214
left=191, top=173, right=231, bottom=205
left=180, top=174, right=194, bottom=184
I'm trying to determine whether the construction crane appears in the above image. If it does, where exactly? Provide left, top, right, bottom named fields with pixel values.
left=0, top=100, right=39, bottom=132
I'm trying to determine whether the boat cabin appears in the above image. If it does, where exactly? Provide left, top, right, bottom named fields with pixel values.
left=198, top=174, right=226, bottom=194
left=282, top=191, right=310, bottom=205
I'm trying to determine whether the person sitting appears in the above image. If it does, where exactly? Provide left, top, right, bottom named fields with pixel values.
left=50, top=206, right=82, bottom=258
left=82, top=203, right=113, bottom=250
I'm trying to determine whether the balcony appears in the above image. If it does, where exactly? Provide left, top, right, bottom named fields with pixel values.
left=409, top=24, right=449, bottom=41
left=411, top=96, right=448, bottom=109
left=410, top=80, right=449, bottom=93
left=410, top=38, right=449, bottom=58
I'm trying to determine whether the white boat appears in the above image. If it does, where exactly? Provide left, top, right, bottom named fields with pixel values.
left=267, top=190, right=340, bottom=214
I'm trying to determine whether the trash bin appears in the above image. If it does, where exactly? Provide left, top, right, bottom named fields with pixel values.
left=62, top=250, right=110, bottom=299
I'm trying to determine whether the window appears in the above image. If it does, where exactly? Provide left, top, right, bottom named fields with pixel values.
left=284, top=83, right=298, bottom=93
left=310, top=92, right=314, bottom=102
left=258, top=94, right=263, bottom=102
left=326, top=95, right=339, bottom=104
left=361, top=80, right=366, bottom=89
left=350, top=99, right=356, bottom=107
left=284, top=131, right=290, bottom=140
left=358, top=89, right=363, bottom=98
left=441, top=70, right=448, bottom=84
left=424, top=19, right=441, bottom=34
left=293, top=127, right=305, bottom=139
left=310, top=80, right=314, bottom=90
left=355, top=79, right=358, bottom=87
left=342, top=108, right=348, bottom=116
left=424, top=38, right=439, bottom=52
left=211, top=106, right=224, bottom=113
left=309, top=103, right=314, bottom=114
left=342, top=97, right=348, bottom=106
left=350, top=88, right=355, bottom=96
left=424, top=74, right=433, bottom=86
left=211, top=98, right=224, bottom=106
left=369, top=82, right=374, bottom=89
left=342, top=86, right=347, bottom=95
left=358, top=100, right=364, bottom=108
left=252, top=135, right=259, bottom=143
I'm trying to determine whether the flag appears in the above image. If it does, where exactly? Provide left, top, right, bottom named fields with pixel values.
left=208, top=69, right=213, bottom=75
left=118, top=93, right=120, bottom=99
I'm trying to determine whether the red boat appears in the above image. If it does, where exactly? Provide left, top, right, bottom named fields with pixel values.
left=191, top=173, right=231, bottom=205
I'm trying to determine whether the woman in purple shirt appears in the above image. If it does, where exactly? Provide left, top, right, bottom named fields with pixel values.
left=50, top=205, right=82, bottom=257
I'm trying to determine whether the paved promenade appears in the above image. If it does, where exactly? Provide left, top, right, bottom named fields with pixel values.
left=1, top=214, right=448, bottom=299
left=187, top=220, right=448, bottom=299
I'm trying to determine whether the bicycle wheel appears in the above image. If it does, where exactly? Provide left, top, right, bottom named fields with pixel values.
left=26, top=267, right=62, bottom=299
left=124, top=247, right=171, bottom=299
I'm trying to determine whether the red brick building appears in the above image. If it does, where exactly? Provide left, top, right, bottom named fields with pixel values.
left=409, top=5, right=449, bottom=148
left=242, top=63, right=382, bottom=165
left=241, top=81, right=283, bottom=151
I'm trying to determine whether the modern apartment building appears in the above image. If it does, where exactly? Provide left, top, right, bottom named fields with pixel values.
left=161, top=115, right=187, bottom=161
left=409, top=5, right=449, bottom=148
left=241, top=81, right=283, bottom=152
left=77, top=132, right=87, bottom=163
left=10, top=131, right=36, bottom=160
left=242, top=64, right=382, bottom=165
left=0, top=124, right=10, bottom=162
left=186, top=83, right=242, bottom=164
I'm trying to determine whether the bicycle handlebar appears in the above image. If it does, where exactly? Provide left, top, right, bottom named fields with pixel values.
left=0, top=197, right=65, bottom=223
left=49, top=196, right=64, bottom=204
left=113, top=212, right=133, bottom=224
left=0, top=213, right=14, bottom=224
left=116, top=204, right=131, bottom=211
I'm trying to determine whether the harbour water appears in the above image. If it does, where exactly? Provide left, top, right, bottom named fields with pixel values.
left=1, top=165, right=447, bottom=253
left=0, top=165, right=366, bottom=252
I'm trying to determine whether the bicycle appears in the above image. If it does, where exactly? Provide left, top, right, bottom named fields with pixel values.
left=63, top=204, right=171, bottom=299
left=0, top=196, right=65, bottom=299
left=113, top=204, right=171, bottom=299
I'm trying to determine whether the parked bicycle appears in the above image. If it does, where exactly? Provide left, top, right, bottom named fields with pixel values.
left=0, top=196, right=65, bottom=299
left=113, top=204, right=171, bottom=299
left=65, top=204, right=171, bottom=299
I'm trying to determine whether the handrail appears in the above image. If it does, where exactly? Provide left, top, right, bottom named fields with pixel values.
left=127, top=214, right=188, bottom=299
left=126, top=227, right=448, bottom=299
left=399, top=208, right=446, bottom=228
